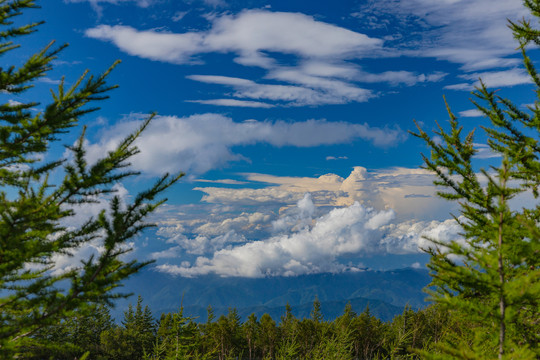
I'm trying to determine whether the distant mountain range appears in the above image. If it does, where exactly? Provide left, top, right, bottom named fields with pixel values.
left=113, top=267, right=431, bottom=323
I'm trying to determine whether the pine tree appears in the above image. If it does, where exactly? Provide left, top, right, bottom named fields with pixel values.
left=259, top=313, right=277, bottom=359
left=310, top=296, right=323, bottom=324
left=277, top=303, right=299, bottom=360
left=0, top=1, right=182, bottom=356
left=412, top=1, right=540, bottom=358
left=243, top=313, right=259, bottom=360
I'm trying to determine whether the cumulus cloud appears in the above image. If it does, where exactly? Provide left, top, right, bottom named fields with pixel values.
left=156, top=195, right=462, bottom=277
left=157, top=199, right=394, bottom=277
left=272, top=193, right=316, bottom=233
left=157, top=227, right=247, bottom=255
left=195, top=212, right=273, bottom=236
left=145, top=166, right=485, bottom=277
left=85, top=114, right=406, bottom=176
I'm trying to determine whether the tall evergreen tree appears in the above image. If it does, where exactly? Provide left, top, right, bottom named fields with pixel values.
left=277, top=303, right=299, bottom=360
left=412, top=1, right=540, bottom=358
left=0, top=1, right=182, bottom=356
left=258, top=313, right=277, bottom=359
left=243, top=313, right=259, bottom=360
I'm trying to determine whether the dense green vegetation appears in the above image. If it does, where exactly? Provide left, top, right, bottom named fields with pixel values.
left=0, top=0, right=181, bottom=357
left=411, top=1, right=540, bottom=358
left=25, top=295, right=456, bottom=360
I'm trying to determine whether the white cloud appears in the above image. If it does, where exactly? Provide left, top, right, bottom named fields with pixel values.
left=473, top=143, right=501, bottom=159
left=172, top=11, right=188, bottom=22
left=146, top=166, right=493, bottom=277
left=85, top=114, right=406, bottom=176
left=86, top=10, right=382, bottom=65
left=195, top=212, right=273, bottom=236
left=187, top=99, right=275, bottom=108
left=458, top=109, right=483, bottom=118
left=195, top=178, right=248, bottom=185
left=196, top=167, right=455, bottom=221
left=86, top=25, right=205, bottom=64
left=382, top=217, right=462, bottom=255
left=204, top=10, right=383, bottom=62
left=272, top=193, right=316, bottom=233
left=353, top=70, right=447, bottom=86
left=359, top=0, right=528, bottom=71
left=7, top=100, right=23, bottom=106
left=326, top=156, right=348, bottom=160
left=188, top=74, right=373, bottom=106
left=85, top=10, right=394, bottom=106
left=65, top=0, right=154, bottom=16
left=187, top=67, right=443, bottom=107
left=38, top=77, right=61, bottom=85
left=157, top=228, right=247, bottom=256
left=83, top=2, right=533, bottom=108
left=156, top=195, right=463, bottom=277
left=445, top=68, right=532, bottom=91
left=195, top=186, right=303, bottom=205
left=157, top=199, right=394, bottom=277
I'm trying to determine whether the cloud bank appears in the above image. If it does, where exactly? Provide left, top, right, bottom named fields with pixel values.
left=86, top=114, right=406, bottom=176
left=156, top=194, right=462, bottom=277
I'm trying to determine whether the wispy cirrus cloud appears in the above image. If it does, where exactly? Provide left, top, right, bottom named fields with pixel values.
left=82, top=1, right=531, bottom=108
left=458, top=109, right=483, bottom=118
left=86, top=10, right=382, bottom=65
left=85, top=9, right=447, bottom=107
left=187, top=99, right=275, bottom=108
left=445, top=68, right=532, bottom=91
left=65, top=0, right=155, bottom=16
left=356, top=0, right=528, bottom=72
left=326, top=156, right=348, bottom=161
left=86, top=10, right=383, bottom=106
left=187, top=74, right=373, bottom=106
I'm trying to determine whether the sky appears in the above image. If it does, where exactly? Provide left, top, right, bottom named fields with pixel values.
left=5, top=0, right=538, bottom=278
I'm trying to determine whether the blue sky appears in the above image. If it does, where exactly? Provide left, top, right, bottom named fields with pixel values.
left=7, top=0, right=538, bottom=277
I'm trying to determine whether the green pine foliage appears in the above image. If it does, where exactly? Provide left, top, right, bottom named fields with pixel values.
left=26, top=295, right=458, bottom=360
left=0, top=0, right=182, bottom=357
left=411, top=1, right=540, bottom=359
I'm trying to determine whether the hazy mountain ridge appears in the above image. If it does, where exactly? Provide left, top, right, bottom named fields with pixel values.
left=115, top=267, right=430, bottom=322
